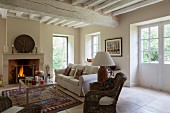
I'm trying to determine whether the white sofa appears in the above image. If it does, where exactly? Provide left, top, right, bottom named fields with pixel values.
left=54, top=63, right=98, bottom=96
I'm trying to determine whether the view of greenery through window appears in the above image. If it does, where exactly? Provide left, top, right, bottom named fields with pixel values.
left=141, top=24, right=170, bottom=64
left=164, top=24, right=170, bottom=64
left=141, top=26, right=159, bottom=63
left=53, top=36, right=68, bottom=71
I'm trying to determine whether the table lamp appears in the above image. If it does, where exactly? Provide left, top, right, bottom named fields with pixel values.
left=92, top=51, right=115, bottom=82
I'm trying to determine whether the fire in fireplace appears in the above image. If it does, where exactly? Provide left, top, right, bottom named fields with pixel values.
left=18, top=66, right=25, bottom=77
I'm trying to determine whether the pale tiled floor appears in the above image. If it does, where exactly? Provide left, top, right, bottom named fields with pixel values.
left=1, top=85, right=170, bottom=113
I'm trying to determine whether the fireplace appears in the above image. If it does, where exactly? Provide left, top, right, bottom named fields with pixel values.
left=9, top=59, right=39, bottom=84
left=3, top=53, right=44, bottom=85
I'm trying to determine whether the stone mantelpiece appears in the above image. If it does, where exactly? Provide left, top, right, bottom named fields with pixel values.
left=2, top=53, right=44, bottom=85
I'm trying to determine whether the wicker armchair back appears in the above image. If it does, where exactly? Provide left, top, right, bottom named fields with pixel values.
left=84, top=72, right=127, bottom=113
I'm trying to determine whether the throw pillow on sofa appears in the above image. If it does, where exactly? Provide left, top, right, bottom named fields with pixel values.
left=69, top=69, right=76, bottom=76
left=63, top=67, right=71, bottom=76
left=74, top=69, right=83, bottom=79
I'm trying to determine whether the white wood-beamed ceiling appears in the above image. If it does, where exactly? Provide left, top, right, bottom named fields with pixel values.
left=0, top=0, right=163, bottom=28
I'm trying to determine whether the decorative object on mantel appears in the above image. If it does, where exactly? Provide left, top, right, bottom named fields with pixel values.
left=105, top=37, right=122, bottom=57
left=11, top=45, right=14, bottom=54
left=92, top=51, right=115, bottom=83
left=4, top=45, right=9, bottom=53
left=0, top=74, right=3, bottom=86
left=35, top=45, right=38, bottom=53
left=14, top=34, right=35, bottom=53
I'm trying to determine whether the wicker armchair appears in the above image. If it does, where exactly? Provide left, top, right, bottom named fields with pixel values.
left=0, top=96, right=41, bottom=113
left=83, top=72, right=127, bottom=113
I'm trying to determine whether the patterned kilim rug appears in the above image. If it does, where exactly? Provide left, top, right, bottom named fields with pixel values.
left=1, top=86, right=82, bottom=113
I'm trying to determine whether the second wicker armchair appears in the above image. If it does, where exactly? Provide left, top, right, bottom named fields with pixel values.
left=0, top=96, right=41, bottom=113
left=83, top=72, right=127, bottom=113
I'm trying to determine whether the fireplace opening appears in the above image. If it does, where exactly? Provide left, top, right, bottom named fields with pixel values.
left=8, top=59, right=40, bottom=84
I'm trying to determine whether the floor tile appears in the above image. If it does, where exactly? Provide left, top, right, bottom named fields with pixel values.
left=132, top=105, right=168, bottom=113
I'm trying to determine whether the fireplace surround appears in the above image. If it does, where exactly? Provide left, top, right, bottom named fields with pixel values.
left=2, top=53, right=44, bottom=85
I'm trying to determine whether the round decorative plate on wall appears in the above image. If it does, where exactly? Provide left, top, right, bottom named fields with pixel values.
left=14, top=34, right=35, bottom=53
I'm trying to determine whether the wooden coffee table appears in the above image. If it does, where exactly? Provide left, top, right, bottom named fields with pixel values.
left=19, top=79, right=57, bottom=106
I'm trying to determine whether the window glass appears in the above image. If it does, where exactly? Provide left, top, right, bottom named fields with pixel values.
left=150, top=51, right=159, bottom=63
left=164, top=38, right=170, bottom=51
left=142, top=52, right=149, bottom=63
left=141, top=28, right=149, bottom=39
left=141, top=40, right=149, bottom=51
left=150, top=39, right=158, bottom=51
left=150, top=26, right=158, bottom=38
left=164, top=24, right=170, bottom=37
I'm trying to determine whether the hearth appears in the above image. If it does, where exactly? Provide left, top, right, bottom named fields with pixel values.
left=8, top=59, right=39, bottom=84
left=3, top=53, right=44, bottom=85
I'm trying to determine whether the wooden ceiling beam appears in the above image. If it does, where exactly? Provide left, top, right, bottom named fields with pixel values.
left=16, top=11, right=24, bottom=17
left=113, top=0, right=163, bottom=16
left=72, top=0, right=88, bottom=5
left=0, top=8, right=7, bottom=18
left=94, top=0, right=121, bottom=11
left=29, top=14, right=36, bottom=19
left=0, top=0, right=119, bottom=27
left=46, top=18, right=59, bottom=25
left=67, top=22, right=84, bottom=27
left=54, top=20, right=67, bottom=25
left=103, top=0, right=144, bottom=14
left=84, top=0, right=106, bottom=8
left=74, top=23, right=90, bottom=28
left=61, top=21, right=76, bottom=26
left=40, top=16, right=52, bottom=23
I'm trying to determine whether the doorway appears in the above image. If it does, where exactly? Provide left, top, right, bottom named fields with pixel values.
left=139, top=21, right=170, bottom=92
left=53, top=36, right=68, bottom=71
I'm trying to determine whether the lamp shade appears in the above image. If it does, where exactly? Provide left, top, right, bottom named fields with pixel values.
left=92, top=51, right=115, bottom=66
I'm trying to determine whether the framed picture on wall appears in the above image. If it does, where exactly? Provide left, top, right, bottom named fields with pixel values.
left=105, top=37, right=122, bottom=57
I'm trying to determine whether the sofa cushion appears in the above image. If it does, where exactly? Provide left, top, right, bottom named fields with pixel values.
left=69, top=78, right=79, bottom=86
left=71, top=64, right=78, bottom=69
left=84, top=65, right=91, bottom=74
left=69, top=69, right=76, bottom=76
left=62, top=76, right=73, bottom=81
left=74, top=69, right=83, bottom=79
left=90, top=66, right=99, bottom=74
left=63, top=67, right=71, bottom=76
left=57, top=74, right=64, bottom=79
left=76, top=65, right=85, bottom=70
left=68, top=63, right=73, bottom=68
left=84, top=65, right=98, bottom=74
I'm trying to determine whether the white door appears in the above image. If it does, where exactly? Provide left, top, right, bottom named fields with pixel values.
left=139, top=24, right=160, bottom=89
left=161, top=22, right=170, bottom=92
left=139, top=21, right=170, bottom=92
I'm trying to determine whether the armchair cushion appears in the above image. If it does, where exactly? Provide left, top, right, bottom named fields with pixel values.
left=99, top=96, right=115, bottom=105
left=2, top=106, right=24, bottom=113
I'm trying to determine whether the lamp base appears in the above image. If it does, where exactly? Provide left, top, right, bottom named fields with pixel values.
left=98, top=66, right=108, bottom=83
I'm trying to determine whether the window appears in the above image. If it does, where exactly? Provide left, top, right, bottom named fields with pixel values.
left=91, top=34, right=100, bottom=58
left=140, top=26, right=159, bottom=63
left=53, top=36, right=68, bottom=70
left=85, top=32, right=100, bottom=61
left=164, top=24, right=170, bottom=64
